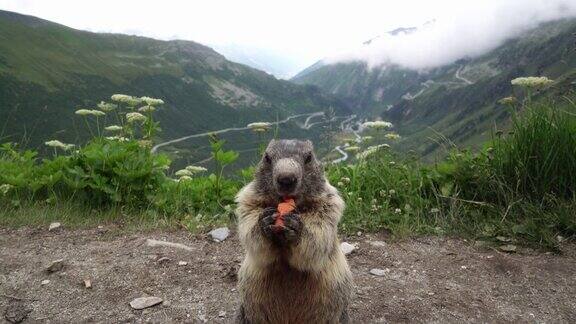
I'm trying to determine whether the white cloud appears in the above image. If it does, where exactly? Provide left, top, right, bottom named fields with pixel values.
left=325, top=0, right=576, bottom=70
left=1, top=0, right=575, bottom=72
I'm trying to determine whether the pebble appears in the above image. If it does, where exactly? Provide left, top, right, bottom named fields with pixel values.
left=499, top=244, right=517, bottom=253
left=48, top=222, right=61, bottom=231
left=369, top=268, right=389, bottom=276
left=340, top=242, right=356, bottom=255
left=129, top=297, right=163, bottom=310
left=178, top=261, right=188, bottom=266
left=84, top=279, right=92, bottom=289
left=46, top=259, right=65, bottom=273
left=218, top=311, right=226, bottom=318
left=41, top=279, right=50, bottom=285
left=368, top=241, right=387, bottom=248
left=209, top=227, right=230, bottom=242
left=157, top=257, right=171, bottom=264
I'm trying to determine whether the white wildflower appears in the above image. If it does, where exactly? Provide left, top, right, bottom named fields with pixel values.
left=430, top=208, right=441, bottom=214
left=97, top=101, right=116, bottom=112
left=74, top=109, right=104, bottom=117
left=45, top=140, right=74, bottom=150
left=357, top=144, right=391, bottom=159
left=389, top=161, right=396, bottom=166
left=138, top=105, right=156, bottom=113
left=105, top=125, right=123, bottom=132
left=140, top=96, right=164, bottom=106
left=362, top=120, right=393, bottom=130
left=105, top=136, right=128, bottom=142
left=341, top=177, right=351, bottom=184
left=510, top=76, right=553, bottom=88
left=394, top=208, right=402, bottom=214
left=361, top=136, right=373, bottom=142
left=175, top=169, right=193, bottom=177
left=385, top=133, right=401, bottom=140
left=337, top=181, right=344, bottom=187
left=75, top=109, right=92, bottom=116
left=389, top=189, right=396, bottom=195
left=0, top=184, right=14, bottom=195
left=92, top=110, right=106, bottom=117
left=247, top=122, right=272, bottom=132
left=138, top=140, right=153, bottom=148
left=185, top=165, right=207, bottom=174
left=178, top=175, right=192, bottom=182
left=126, top=112, right=147, bottom=123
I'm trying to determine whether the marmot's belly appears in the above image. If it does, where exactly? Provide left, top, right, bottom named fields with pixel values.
left=241, top=261, right=347, bottom=323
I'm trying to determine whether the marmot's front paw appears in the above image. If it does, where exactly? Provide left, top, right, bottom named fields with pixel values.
left=277, top=213, right=303, bottom=245
left=259, top=207, right=278, bottom=239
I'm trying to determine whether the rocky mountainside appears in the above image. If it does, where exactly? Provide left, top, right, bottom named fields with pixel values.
left=292, top=19, right=576, bottom=156
left=0, top=10, right=347, bottom=148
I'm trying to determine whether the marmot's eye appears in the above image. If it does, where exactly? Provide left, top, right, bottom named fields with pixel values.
left=304, top=153, right=312, bottom=164
left=264, top=153, right=272, bottom=164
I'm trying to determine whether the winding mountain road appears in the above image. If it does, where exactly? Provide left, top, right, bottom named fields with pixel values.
left=455, top=65, right=474, bottom=85
left=151, top=111, right=324, bottom=153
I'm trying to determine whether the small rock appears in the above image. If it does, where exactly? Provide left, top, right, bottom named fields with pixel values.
left=157, top=257, right=171, bottom=264
left=48, top=222, right=61, bottom=231
left=499, top=244, right=517, bottom=253
left=209, top=227, right=230, bottom=242
left=84, top=279, right=92, bottom=289
left=496, top=236, right=512, bottom=242
left=129, top=296, right=163, bottom=310
left=368, top=241, right=387, bottom=248
left=369, top=268, right=389, bottom=276
left=460, top=265, right=468, bottom=270
left=41, top=279, right=50, bottom=285
left=45, top=259, right=65, bottom=273
left=178, top=261, right=188, bottom=266
left=340, top=242, right=356, bottom=255
left=218, top=311, right=226, bottom=318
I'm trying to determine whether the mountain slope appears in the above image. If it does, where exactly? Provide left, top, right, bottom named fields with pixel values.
left=292, top=19, right=576, bottom=156
left=0, top=10, right=347, bottom=148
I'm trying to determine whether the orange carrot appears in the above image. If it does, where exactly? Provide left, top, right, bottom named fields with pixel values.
left=274, top=198, right=296, bottom=229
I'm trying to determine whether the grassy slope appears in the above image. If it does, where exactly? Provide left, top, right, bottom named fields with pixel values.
left=0, top=10, right=348, bottom=150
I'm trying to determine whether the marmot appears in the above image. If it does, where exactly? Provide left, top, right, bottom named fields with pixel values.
left=235, top=139, right=353, bottom=323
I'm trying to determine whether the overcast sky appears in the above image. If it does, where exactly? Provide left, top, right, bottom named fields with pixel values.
left=1, top=0, right=575, bottom=73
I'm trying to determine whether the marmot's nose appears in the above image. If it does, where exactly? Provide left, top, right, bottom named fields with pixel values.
left=277, top=175, right=297, bottom=188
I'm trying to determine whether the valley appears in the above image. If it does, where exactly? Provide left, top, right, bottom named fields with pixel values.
left=293, top=19, right=576, bottom=158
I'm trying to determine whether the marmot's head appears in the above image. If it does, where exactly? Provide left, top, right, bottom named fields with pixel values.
left=254, top=139, right=325, bottom=202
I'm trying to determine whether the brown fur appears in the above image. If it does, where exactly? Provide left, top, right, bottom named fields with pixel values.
left=235, top=140, right=353, bottom=324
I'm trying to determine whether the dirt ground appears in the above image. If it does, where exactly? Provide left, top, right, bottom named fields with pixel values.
left=1, top=227, right=575, bottom=323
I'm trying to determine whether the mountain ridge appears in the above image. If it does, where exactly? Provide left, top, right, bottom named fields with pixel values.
left=0, top=9, right=348, bottom=150
left=292, top=18, right=576, bottom=156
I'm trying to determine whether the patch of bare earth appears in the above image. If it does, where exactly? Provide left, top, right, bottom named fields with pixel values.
left=1, top=228, right=575, bottom=323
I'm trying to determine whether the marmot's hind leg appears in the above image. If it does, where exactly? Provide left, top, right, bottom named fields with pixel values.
left=236, top=305, right=251, bottom=324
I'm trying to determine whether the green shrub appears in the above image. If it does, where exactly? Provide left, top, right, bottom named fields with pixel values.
left=327, top=150, right=442, bottom=235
